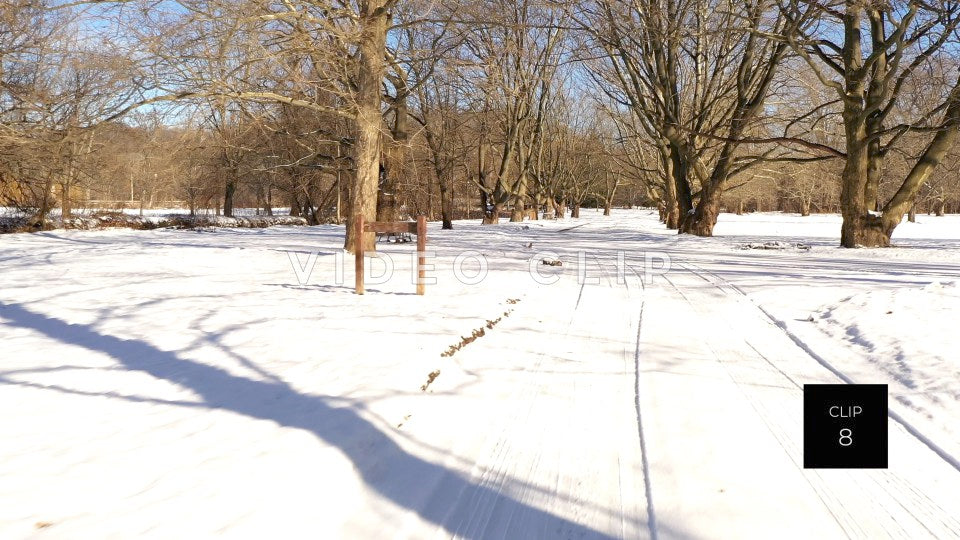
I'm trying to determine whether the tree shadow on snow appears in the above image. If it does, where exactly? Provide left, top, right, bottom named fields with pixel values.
left=0, top=300, right=673, bottom=539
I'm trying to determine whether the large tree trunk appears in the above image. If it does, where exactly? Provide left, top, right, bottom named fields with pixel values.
left=863, top=10, right=888, bottom=215
left=679, top=161, right=725, bottom=235
left=670, top=142, right=694, bottom=222
left=664, top=202, right=679, bottom=229
left=438, top=173, right=454, bottom=229
left=288, top=188, right=301, bottom=217
left=659, top=144, right=682, bottom=229
left=864, top=119, right=882, bottom=212
left=344, top=3, right=389, bottom=253
left=839, top=77, right=878, bottom=248
left=679, top=121, right=742, bottom=236
left=681, top=184, right=722, bottom=236
left=571, top=203, right=580, bottom=218
left=839, top=142, right=885, bottom=247
left=223, top=179, right=236, bottom=217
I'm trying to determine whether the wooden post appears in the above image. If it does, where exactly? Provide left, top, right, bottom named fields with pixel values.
left=416, top=215, right=426, bottom=295
left=355, top=214, right=364, bottom=295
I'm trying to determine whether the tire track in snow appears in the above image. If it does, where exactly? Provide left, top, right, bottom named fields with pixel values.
left=638, top=263, right=857, bottom=536
left=682, top=261, right=960, bottom=476
left=620, top=264, right=658, bottom=540
left=631, top=289, right=658, bottom=540
left=435, top=263, right=648, bottom=538
left=442, top=301, right=561, bottom=538
left=658, top=268, right=864, bottom=535
left=586, top=257, right=658, bottom=540
left=569, top=256, right=654, bottom=537
left=672, top=261, right=960, bottom=537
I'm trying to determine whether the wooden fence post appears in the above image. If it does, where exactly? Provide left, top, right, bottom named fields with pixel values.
left=355, top=214, right=364, bottom=295
left=416, top=215, right=427, bottom=295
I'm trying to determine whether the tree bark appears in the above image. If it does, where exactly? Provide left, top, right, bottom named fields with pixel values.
left=289, top=188, right=300, bottom=217
left=439, top=174, right=454, bottom=229
left=223, top=179, right=236, bottom=217
left=839, top=135, right=881, bottom=247
left=838, top=32, right=874, bottom=250
left=510, top=199, right=525, bottom=222
left=669, top=141, right=694, bottom=224
left=60, top=181, right=72, bottom=220
left=864, top=120, right=882, bottom=212
left=484, top=202, right=502, bottom=224
left=344, top=2, right=390, bottom=253
left=681, top=184, right=722, bottom=235
left=660, top=144, right=681, bottom=229
left=554, top=198, right=565, bottom=219
left=509, top=171, right=528, bottom=222
left=378, top=80, right=407, bottom=222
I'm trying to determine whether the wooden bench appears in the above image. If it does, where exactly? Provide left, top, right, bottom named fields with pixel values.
left=355, top=215, right=427, bottom=295
left=377, top=231, right=413, bottom=243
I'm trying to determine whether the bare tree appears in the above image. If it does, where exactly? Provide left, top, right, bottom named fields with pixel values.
left=579, top=0, right=793, bottom=235
left=464, top=0, right=568, bottom=223
left=69, top=0, right=400, bottom=251
left=781, top=0, right=960, bottom=246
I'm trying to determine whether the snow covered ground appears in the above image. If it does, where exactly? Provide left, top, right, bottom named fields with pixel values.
left=0, top=206, right=293, bottom=219
left=1, top=209, right=959, bottom=539
left=108, top=207, right=295, bottom=218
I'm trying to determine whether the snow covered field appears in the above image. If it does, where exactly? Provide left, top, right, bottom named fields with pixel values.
left=1, top=209, right=959, bottom=539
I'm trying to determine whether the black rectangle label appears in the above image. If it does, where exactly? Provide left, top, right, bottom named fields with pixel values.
left=803, top=384, right=888, bottom=469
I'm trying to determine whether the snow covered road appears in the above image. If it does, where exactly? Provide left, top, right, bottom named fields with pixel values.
left=2, top=210, right=960, bottom=538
